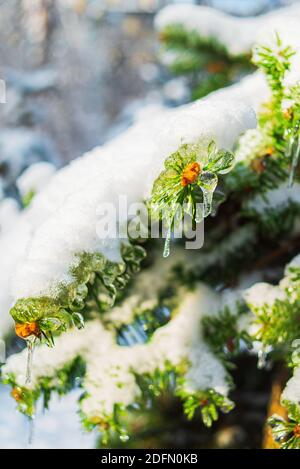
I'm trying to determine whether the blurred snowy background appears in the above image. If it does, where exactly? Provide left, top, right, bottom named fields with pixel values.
left=0, top=0, right=297, bottom=449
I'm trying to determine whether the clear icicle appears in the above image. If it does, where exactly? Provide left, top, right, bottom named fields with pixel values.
left=288, top=135, right=300, bottom=187
left=25, top=338, right=35, bottom=385
left=201, top=187, right=214, bottom=218
left=287, top=134, right=295, bottom=159
left=199, top=172, right=218, bottom=218
left=163, top=225, right=172, bottom=258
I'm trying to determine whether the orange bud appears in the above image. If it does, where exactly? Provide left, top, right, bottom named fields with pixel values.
left=11, top=387, right=23, bottom=402
left=294, top=424, right=300, bottom=438
left=181, top=162, right=201, bottom=187
left=206, top=61, right=226, bottom=73
left=15, top=322, right=40, bottom=340
left=199, top=398, right=208, bottom=407
left=283, top=108, right=293, bottom=120
left=226, top=337, right=235, bottom=353
left=90, top=416, right=110, bottom=430
left=265, top=147, right=274, bottom=156
left=251, top=157, right=266, bottom=174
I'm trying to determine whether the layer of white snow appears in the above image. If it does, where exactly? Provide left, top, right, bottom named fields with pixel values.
left=282, top=366, right=300, bottom=405
left=16, top=162, right=56, bottom=199
left=9, top=99, right=255, bottom=301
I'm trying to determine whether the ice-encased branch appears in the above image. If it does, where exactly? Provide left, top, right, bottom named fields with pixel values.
left=3, top=285, right=233, bottom=438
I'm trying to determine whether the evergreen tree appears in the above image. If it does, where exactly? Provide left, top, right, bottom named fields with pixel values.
left=1, top=3, right=300, bottom=449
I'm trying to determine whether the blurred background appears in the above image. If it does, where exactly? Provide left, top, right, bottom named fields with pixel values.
left=0, top=0, right=297, bottom=449
left=0, top=1, right=295, bottom=182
